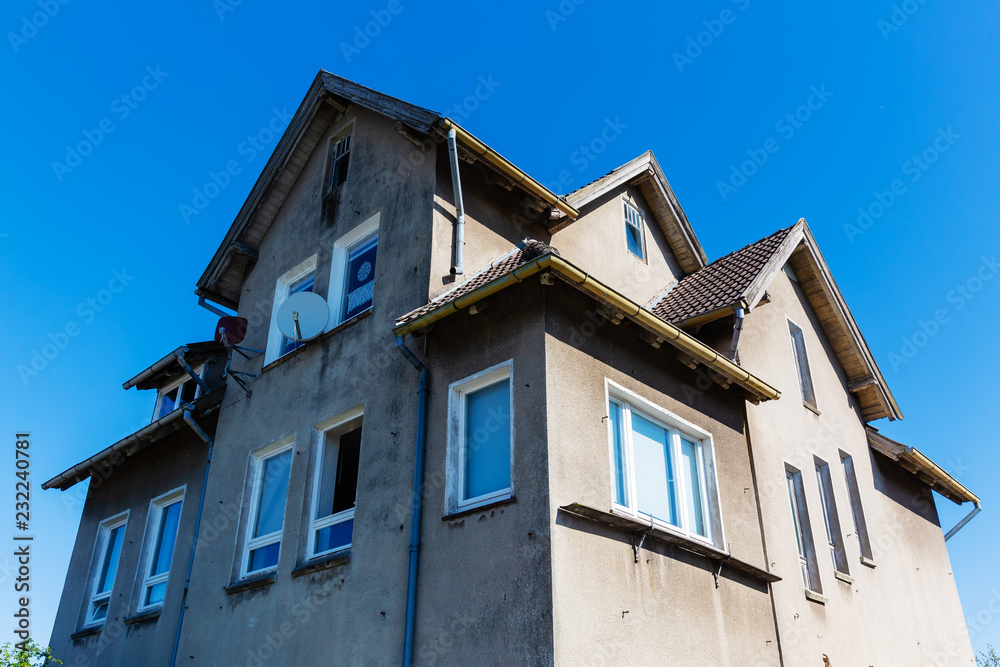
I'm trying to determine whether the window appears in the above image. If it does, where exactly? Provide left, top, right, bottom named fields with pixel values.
left=607, top=386, right=724, bottom=548
left=447, top=362, right=513, bottom=512
left=153, top=367, right=204, bottom=420
left=266, top=255, right=318, bottom=364
left=840, top=452, right=874, bottom=562
left=786, top=466, right=822, bottom=593
left=85, top=512, right=128, bottom=627
left=279, top=273, right=316, bottom=357
left=788, top=319, right=817, bottom=409
left=328, top=213, right=379, bottom=328
left=815, top=459, right=849, bottom=576
left=138, top=489, right=184, bottom=610
left=309, top=412, right=362, bottom=558
left=241, top=441, right=293, bottom=577
left=623, top=198, right=646, bottom=260
left=328, top=132, right=351, bottom=191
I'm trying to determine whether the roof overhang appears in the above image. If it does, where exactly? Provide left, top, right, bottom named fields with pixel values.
left=393, top=252, right=781, bottom=405
left=41, top=389, right=223, bottom=491
left=866, top=427, right=978, bottom=505
left=550, top=151, right=707, bottom=273
left=123, top=342, right=224, bottom=391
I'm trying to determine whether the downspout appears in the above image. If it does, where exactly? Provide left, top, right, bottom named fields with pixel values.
left=175, top=350, right=211, bottom=396
left=446, top=128, right=466, bottom=275
left=396, top=335, right=429, bottom=667
left=728, top=305, right=746, bottom=361
left=170, top=408, right=215, bottom=667
left=944, top=502, right=982, bottom=542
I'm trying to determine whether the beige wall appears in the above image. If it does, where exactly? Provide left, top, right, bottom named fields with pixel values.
left=740, top=267, right=975, bottom=666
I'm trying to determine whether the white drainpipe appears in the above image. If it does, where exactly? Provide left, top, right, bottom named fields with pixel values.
left=446, top=128, right=465, bottom=275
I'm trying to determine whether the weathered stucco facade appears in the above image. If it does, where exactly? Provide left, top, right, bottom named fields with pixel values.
left=46, top=71, right=978, bottom=667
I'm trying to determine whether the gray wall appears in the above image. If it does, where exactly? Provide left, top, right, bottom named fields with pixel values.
left=739, top=267, right=975, bottom=666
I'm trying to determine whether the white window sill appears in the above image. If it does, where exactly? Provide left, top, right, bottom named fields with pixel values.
left=445, top=495, right=516, bottom=521
left=860, top=556, right=877, bottom=569
left=834, top=570, right=854, bottom=585
left=261, top=309, right=373, bottom=374
left=805, top=589, right=828, bottom=605
left=803, top=401, right=821, bottom=416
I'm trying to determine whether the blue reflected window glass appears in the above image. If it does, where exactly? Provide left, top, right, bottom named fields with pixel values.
left=631, top=413, right=678, bottom=526
left=463, top=379, right=511, bottom=501
left=343, top=236, right=377, bottom=320
left=608, top=401, right=628, bottom=507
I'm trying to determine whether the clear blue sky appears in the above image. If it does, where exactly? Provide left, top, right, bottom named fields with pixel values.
left=1, top=0, right=997, bottom=655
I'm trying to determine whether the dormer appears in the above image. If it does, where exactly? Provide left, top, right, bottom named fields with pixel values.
left=122, top=342, right=227, bottom=423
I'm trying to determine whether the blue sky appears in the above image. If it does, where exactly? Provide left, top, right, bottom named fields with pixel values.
left=1, top=0, right=997, bottom=655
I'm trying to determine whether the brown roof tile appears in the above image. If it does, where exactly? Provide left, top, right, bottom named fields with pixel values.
left=396, top=241, right=557, bottom=325
left=652, top=226, right=794, bottom=324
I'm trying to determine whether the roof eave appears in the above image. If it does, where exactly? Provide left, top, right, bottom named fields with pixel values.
left=866, top=427, right=978, bottom=505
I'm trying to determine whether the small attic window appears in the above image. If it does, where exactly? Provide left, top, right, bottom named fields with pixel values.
left=623, top=199, right=646, bottom=260
left=328, top=132, right=351, bottom=191
left=154, top=367, right=204, bottom=421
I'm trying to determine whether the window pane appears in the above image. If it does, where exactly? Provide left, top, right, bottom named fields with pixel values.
left=789, top=323, right=816, bottom=406
left=608, top=401, right=628, bottom=507
left=159, top=388, right=178, bottom=418
left=97, top=525, right=125, bottom=594
left=330, top=135, right=351, bottom=189
left=248, top=543, right=280, bottom=572
left=180, top=380, right=197, bottom=404
left=280, top=274, right=315, bottom=355
left=316, top=427, right=361, bottom=520
left=786, top=473, right=805, bottom=558
left=343, top=236, right=377, bottom=320
left=91, top=601, right=108, bottom=622
left=253, top=450, right=292, bottom=538
left=464, top=379, right=511, bottom=500
left=680, top=438, right=707, bottom=537
left=315, top=518, right=354, bottom=554
left=626, top=223, right=643, bottom=257
left=145, top=582, right=167, bottom=607
left=631, top=414, right=677, bottom=526
left=150, top=501, right=182, bottom=577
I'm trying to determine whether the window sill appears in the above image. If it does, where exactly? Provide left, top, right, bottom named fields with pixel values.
left=291, top=550, right=351, bottom=578
left=803, top=401, right=821, bottom=416
left=261, top=309, right=373, bottom=374
left=443, top=496, right=516, bottom=522
left=834, top=571, right=854, bottom=585
left=70, top=625, right=103, bottom=640
left=225, top=572, right=276, bottom=595
left=558, top=503, right=781, bottom=584
left=124, top=608, right=161, bottom=626
left=860, top=556, right=877, bottom=569
left=805, top=589, right=829, bottom=605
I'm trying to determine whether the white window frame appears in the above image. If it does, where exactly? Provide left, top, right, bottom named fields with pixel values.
left=447, top=361, right=514, bottom=513
left=265, top=255, right=319, bottom=365
left=84, top=511, right=129, bottom=628
left=814, top=458, right=849, bottom=576
left=308, top=406, right=364, bottom=559
left=327, top=212, right=379, bottom=329
left=152, top=365, right=205, bottom=421
left=787, top=317, right=818, bottom=409
left=605, top=380, right=726, bottom=551
left=240, top=438, right=294, bottom=578
left=840, top=450, right=874, bottom=563
left=786, top=463, right=823, bottom=595
left=136, top=487, right=185, bottom=612
left=622, top=196, right=647, bottom=261
left=326, top=128, right=353, bottom=193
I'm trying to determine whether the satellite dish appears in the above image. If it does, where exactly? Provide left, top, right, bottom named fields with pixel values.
left=215, top=317, right=248, bottom=345
left=277, top=292, right=329, bottom=342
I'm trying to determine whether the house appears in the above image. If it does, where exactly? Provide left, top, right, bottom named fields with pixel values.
left=44, top=71, right=980, bottom=666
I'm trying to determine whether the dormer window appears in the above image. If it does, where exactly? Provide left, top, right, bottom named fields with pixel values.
left=328, top=132, right=351, bottom=191
left=154, top=367, right=204, bottom=420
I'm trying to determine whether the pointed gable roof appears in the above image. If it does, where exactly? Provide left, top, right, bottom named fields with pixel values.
left=650, top=219, right=902, bottom=422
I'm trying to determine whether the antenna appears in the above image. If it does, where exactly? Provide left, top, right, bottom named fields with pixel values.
left=277, top=292, right=329, bottom=342
left=214, top=316, right=262, bottom=397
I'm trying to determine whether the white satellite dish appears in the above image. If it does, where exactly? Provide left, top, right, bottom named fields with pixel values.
left=277, top=292, right=330, bottom=342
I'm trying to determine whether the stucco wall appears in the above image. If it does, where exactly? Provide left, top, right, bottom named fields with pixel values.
left=543, top=283, right=780, bottom=667
left=739, top=267, right=975, bottom=666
